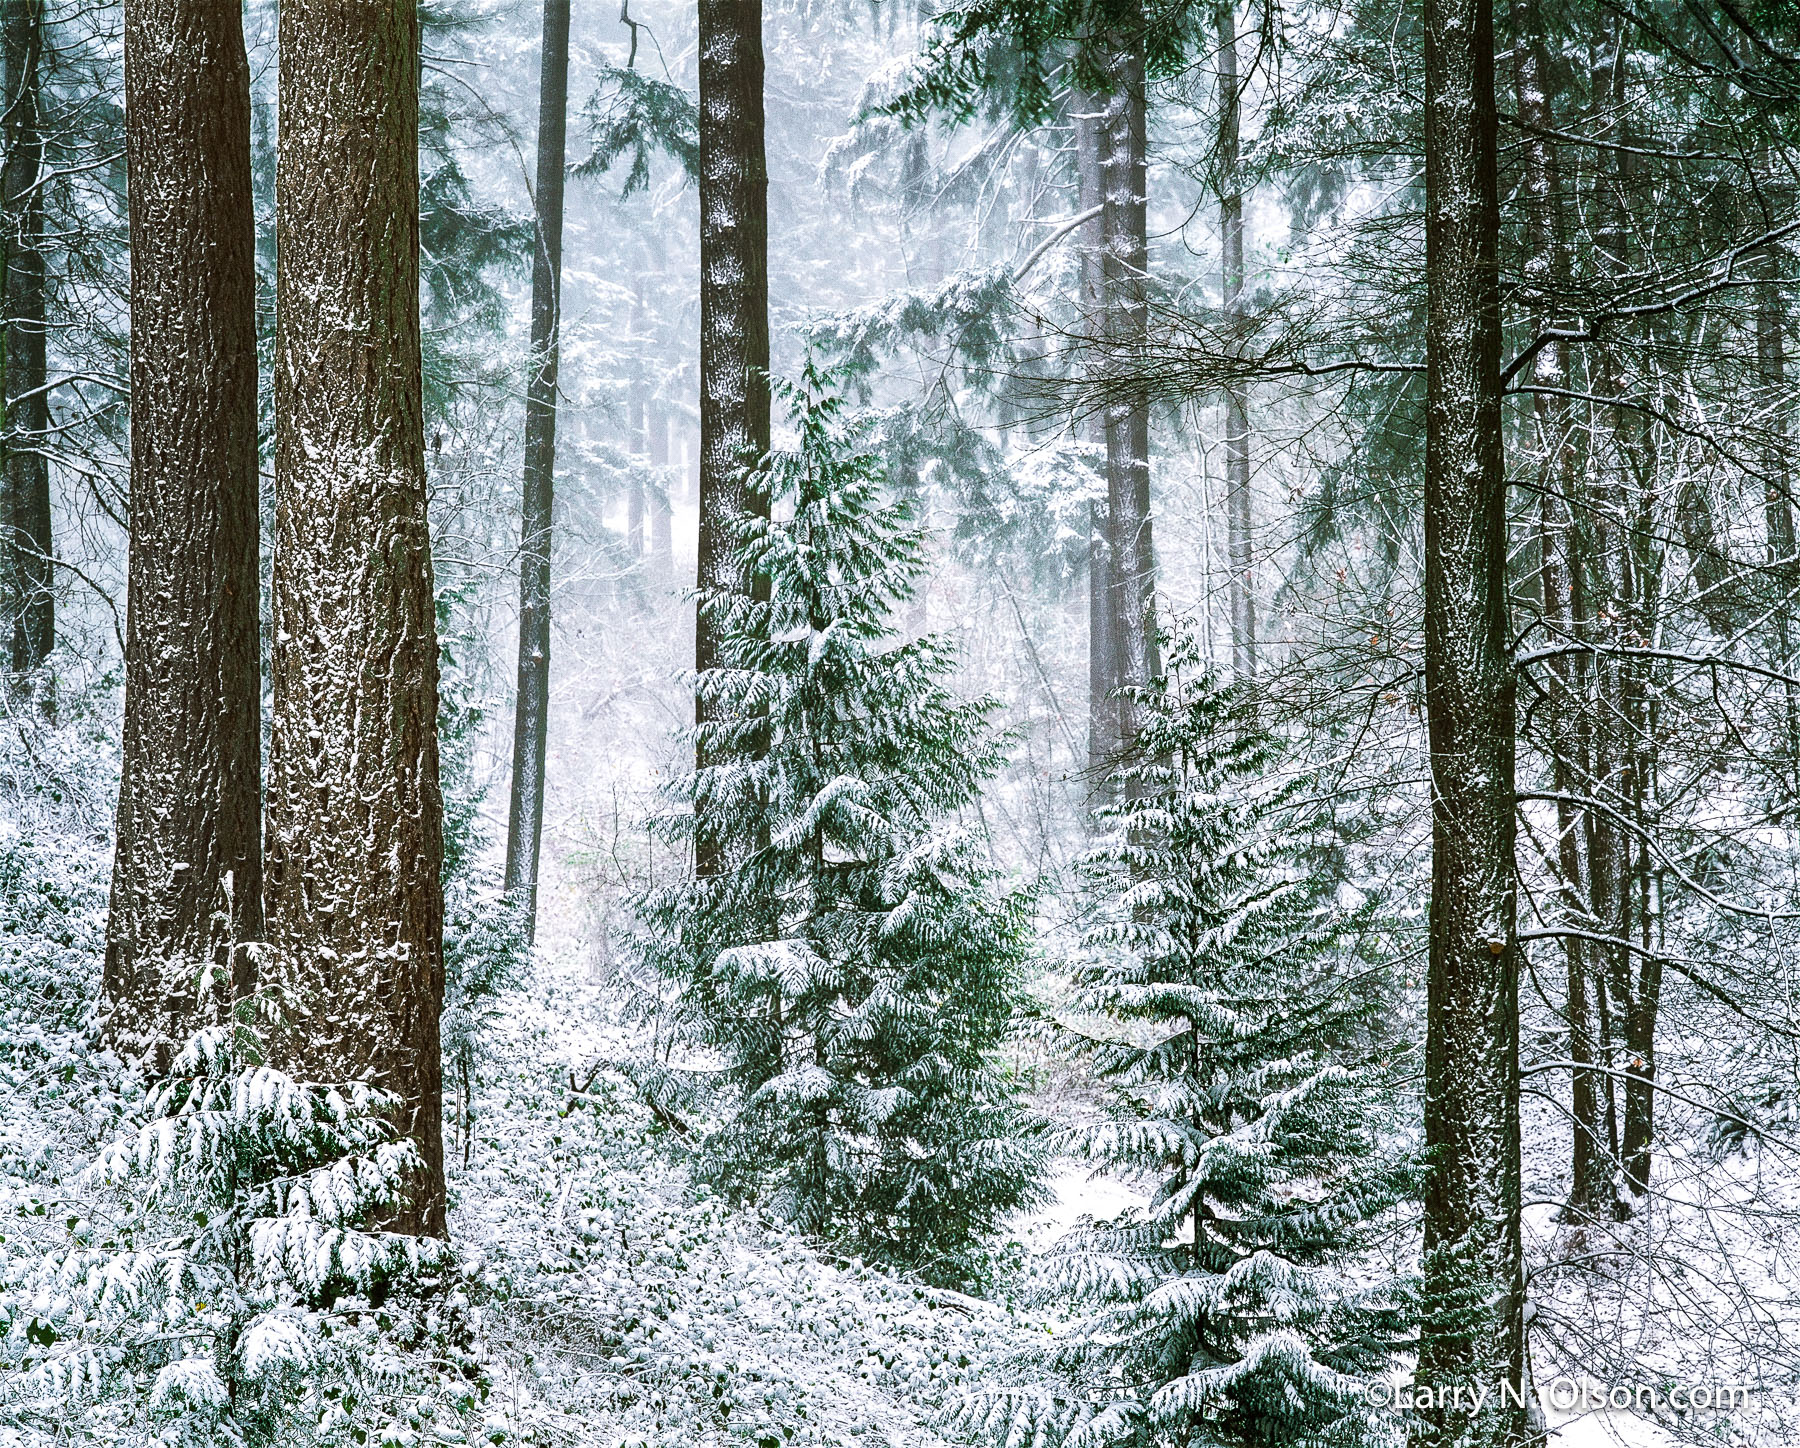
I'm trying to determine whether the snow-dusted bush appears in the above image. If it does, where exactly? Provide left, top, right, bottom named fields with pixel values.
left=0, top=1024, right=481, bottom=1447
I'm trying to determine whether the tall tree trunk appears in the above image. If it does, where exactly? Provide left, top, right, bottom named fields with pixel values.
left=1217, top=0, right=1254, bottom=682
left=3, top=0, right=49, bottom=691
left=503, top=0, right=571, bottom=933
left=1074, top=84, right=1116, bottom=786
left=103, top=0, right=261, bottom=1070
left=1415, top=0, right=1525, bottom=1437
left=1583, top=9, right=1665, bottom=1208
left=1097, top=13, right=1157, bottom=761
left=268, top=0, right=445, bottom=1236
left=695, top=0, right=771, bottom=874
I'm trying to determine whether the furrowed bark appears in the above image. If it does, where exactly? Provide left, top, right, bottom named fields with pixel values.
left=1097, top=14, right=1157, bottom=761
left=103, top=0, right=261, bottom=1070
left=3, top=0, right=49, bottom=691
left=503, top=0, right=571, bottom=935
left=695, top=0, right=771, bottom=875
left=1217, top=0, right=1254, bottom=683
left=269, top=0, right=445, bottom=1236
left=1415, top=0, right=1526, bottom=1436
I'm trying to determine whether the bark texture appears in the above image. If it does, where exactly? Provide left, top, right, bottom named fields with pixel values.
left=3, top=0, right=49, bottom=685
left=269, top=0, right=445, bottom=1236
left=696, top=0, right=771, bottom=871
left=104, top=0, right=261, bottom=1069
left=1414, top=0, right=1526, bottom=1437
left=503, top=0, right=571, bottom=934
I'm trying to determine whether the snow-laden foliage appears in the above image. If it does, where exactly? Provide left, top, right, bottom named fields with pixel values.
left=576, top=63, right=701, bottom=196
left=634, top=366, right=1049, bottom=1284
left=965, top=632, right=1406, bottom=1448
left=0, top=1025, right=474, bottom=1448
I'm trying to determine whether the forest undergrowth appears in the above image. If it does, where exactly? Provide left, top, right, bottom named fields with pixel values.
left=0, top=693, right=1058, bottom=1448
left=6, top=678, right=1800, bottom=1448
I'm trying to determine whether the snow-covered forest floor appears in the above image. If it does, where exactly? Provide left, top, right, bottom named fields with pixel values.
left=450, top=952, right=1060, bottom=1448
left=0, top=698, right=1068, bottom=1448
left=8, top=693, right=1800, bottom=1448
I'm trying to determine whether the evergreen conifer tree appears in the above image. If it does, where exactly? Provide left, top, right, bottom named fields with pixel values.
left=637, top=365, right=1047, bottom=1285
left=975, top=631, right=1400, bottom=1447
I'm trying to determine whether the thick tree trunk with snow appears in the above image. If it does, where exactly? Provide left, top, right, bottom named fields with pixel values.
left=103, top=0, right=261, bottom=1070
left=696, top=0, right=771, bottom=872
left=1216, top=0, right=1254, bottom=682
left=1097, top=17, right=1157, bottom=760
left=1073, top=84, right=1116, bottom=786
left=503, top=0, right=571, bottom=936
left=268, top=0, right=445, bottom=1237
left=1414, top=0, right=1526, bottom=1438
left=2, top=0, right=49, bottom=689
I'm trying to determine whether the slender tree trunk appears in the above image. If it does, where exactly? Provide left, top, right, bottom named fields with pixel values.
left=503, top=0, right=570, bottom=933
left=695, top=0, right=771, bottom=874
left=1580, top=13, right=1631, bottom=1199
left=1074, top=84, right=1116, bottom=785
left=1758, top=244, right=1800, bottom=797
left=1414, top=0, right=1525, bottom=1437
left=1512, top=2, right=1611, bottom=1219
left=1217, top=0, right=1254, bottom=682
left=627, top=270, right=648, bottom=557
left=103, top=0, right=261, bottom=1071
left=3, top=0, right=49, bottom=691
left=268, top=0, right=445, bottom=1236
left=649, top=401, right=673, bottom=570
left=1097, top=13, right=1157, bottom=760
left=1583, top=10, right=1667, bottom=1208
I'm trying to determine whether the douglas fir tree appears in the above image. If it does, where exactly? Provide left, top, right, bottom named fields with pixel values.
left=638, top=366, right=1046, bottom=1284
left=973, top=633, right=1400, bottom=1447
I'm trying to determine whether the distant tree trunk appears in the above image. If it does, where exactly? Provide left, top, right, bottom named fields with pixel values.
left=649, top=401, right=673, bottom=570
left=1582, top=10, right=1665, bottom=1208
left=268, top=0, right=445, bottom=1237
left=503, top=0, right=570, bottom=933
left=103, top=0, right=261, bottom=1070
left=1511, top=0, right=1611, bottom=1221
left=627, top=475, right=646, bottom=555
left=1759, top=241, right=1800, bottom=797
left=1414, top=0, right=1525, bottom=1436
left=627, top=271, right=648, bottom=557
left=3, top=0, right=49, bottom=691
left=1073, top=84, right=1116, bottom=786
left=695, top=0, right=771, bottom=874
left=1216, top=0, right=1253, bottom=682
left=1097, top=14, right=1157, bottom=760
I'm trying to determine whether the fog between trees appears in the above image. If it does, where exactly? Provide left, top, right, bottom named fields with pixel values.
left=5, top=3, right=1800, bottom=1447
